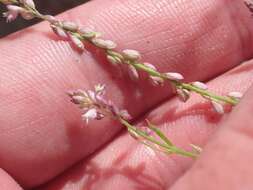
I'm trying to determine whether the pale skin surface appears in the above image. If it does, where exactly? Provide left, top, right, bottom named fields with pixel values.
left=0, top=0, right=253, bottom=189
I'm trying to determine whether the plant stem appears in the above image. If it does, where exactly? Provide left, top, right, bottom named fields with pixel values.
left=119, top=118, right=198, bottom=159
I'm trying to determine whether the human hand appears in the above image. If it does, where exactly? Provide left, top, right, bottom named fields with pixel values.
left=0, top=0, right=253, bottom=189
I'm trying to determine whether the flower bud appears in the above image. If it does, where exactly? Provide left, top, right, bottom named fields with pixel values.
left=44, top=15, right=58, bottom=24
left=62, top=21, right=78, bottom=32
left=176, top=89, right=190, bottom=102
left=165, top=72, right=184, bottom=81
left=51, top=24, right=68, bottom=39
left=107, top=55, right=122, bottom=65
left=69, top=34, right=85, bottom=51
left=92, top=38, right=117, bottom=50
left=143, top=62, right=157, bottom=71
left=150, top=76, right=164, bottom=86
left=228, top=91, right=243, bottom=99
left=192, top=81, right=208, bottom=90
left=79, top=27, right=96, bottom=39
left=122, top=49, right=141, bottom=61
left=128, top=65, right=139, bottom=80
left=82, top=109, right=98, bottom=123
left=211, top=101, right=224, bottom=114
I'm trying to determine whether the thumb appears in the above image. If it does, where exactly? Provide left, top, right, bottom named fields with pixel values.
left=0, top=169, right=22, bottom=190
left=171, top=84, right=253, bottom=190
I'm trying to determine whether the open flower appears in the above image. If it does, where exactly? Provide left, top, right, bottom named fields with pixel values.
left=3, top=5, right=23, bottom=22
left=68, top=84, right=132, bottom=123
left=3, top=4, right=34, bottom=22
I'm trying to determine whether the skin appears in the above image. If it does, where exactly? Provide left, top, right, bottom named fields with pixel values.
left=0, top=0, right=253, bottom=189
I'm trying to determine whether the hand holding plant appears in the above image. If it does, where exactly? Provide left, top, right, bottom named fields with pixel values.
left=0, top=0, right=253, bottom=190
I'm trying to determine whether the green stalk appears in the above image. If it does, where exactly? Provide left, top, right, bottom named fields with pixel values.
left=119, top=118, right=198, bottom=159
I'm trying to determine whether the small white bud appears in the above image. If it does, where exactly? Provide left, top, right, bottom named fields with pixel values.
left=143, top=62, right=157, bottom=71
left=176, top=89, right=190, bottom=102
left=62, top=21, right=78, bottom=32
left=107, top=55, right=121, bottom=65
left=150, top=76, right=164, bottom=86
left=69, top=34, right=85, bottom=51
left=82, top=109, right=98, bottom=123
left=92, top=38, right=117, bottom=50
left=95, top=84, right=105, bottom=93
left=104, top=40, right=117, bottom=49
left=119, top=110, right=132, bottom=120
left=122, top=49, right=141, bottom=61
left=85, top=91, right=94, bottom=102
left=228, top=91, right=243, bottom=99
left=165, top=72, right=184, bottom=81
left=211, top=101, right=224, bottom=114
left=79, top=27, right=96, bottom=39
left=190, top=144, right=202, bottom=154
left=192, top=81, right=208, bottom=90
left=128, top=65, right=139, bottom=80
left=71, top=96, right=85, bottom=104
left=51, top=24, right=68, bottom=39
left=44, top=15, right=58, bottom=24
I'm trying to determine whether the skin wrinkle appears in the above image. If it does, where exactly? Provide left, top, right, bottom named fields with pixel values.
left=226, top=0, right=253, bottom=59
left=0, top=0, right=253, bottom=188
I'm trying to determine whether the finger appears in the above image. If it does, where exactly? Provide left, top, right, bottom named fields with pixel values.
left=0, top=169, right=23, bottom=190
left=170, top=80, right=253, bottom=190
left=38, top=61, right=253, bottom=189
left=1, top=0, right=253, bottom=188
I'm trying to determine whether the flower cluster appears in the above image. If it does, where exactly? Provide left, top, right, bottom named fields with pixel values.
left=1, top=0, right=35, bottom=22
left=69, top=84, right=199, bottom=158
left=68, top=84, right=131, bottom=123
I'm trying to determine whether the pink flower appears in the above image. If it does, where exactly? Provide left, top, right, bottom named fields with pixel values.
left=3, top=5, right=24, bottom=22
left=82, top=109, right=99, bottom=123
left=68, top=85, right=132, bottom=124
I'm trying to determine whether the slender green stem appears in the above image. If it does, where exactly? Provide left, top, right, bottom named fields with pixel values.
left=180, top=83, right=238, bottom=105
left=107, top=51, right=238, bottom=105
left=119, top=118, right=198, bottom=159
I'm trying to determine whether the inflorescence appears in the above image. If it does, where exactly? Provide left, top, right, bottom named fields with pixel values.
left=68, top=84, right=200, bottom=158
